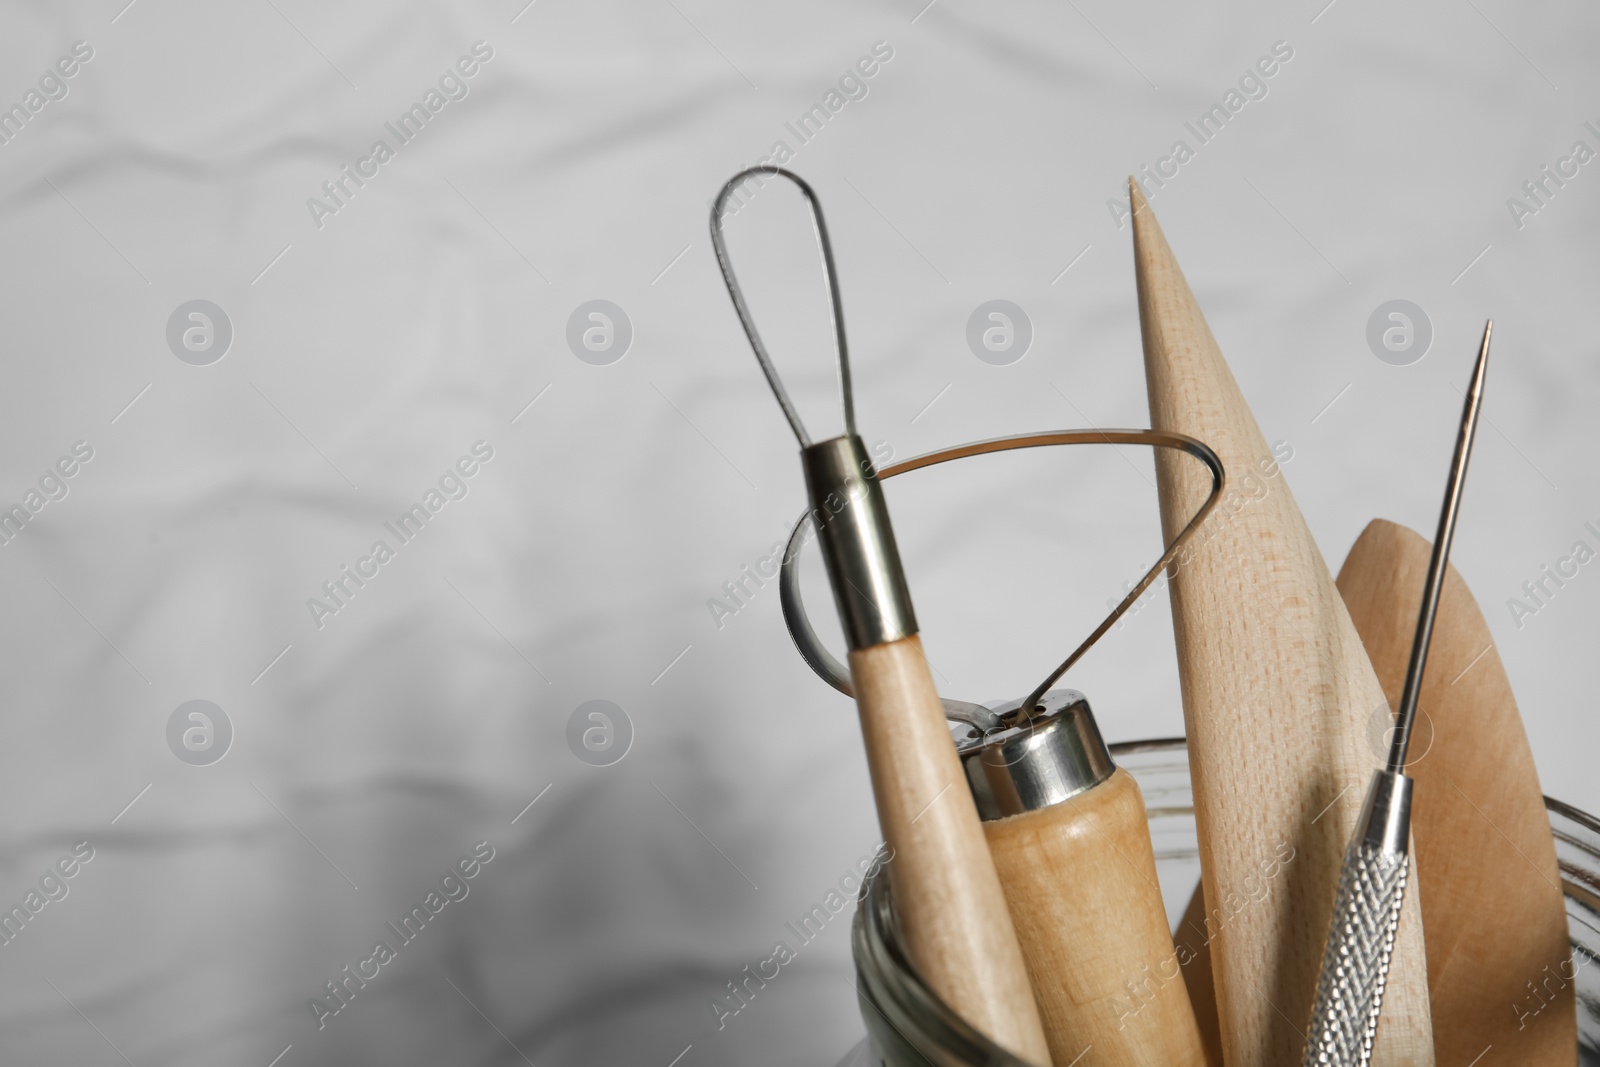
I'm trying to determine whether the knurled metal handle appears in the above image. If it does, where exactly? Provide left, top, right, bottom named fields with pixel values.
left=1302, top=838, right=1410, bottom=1066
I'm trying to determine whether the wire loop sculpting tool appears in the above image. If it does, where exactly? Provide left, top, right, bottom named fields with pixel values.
left=1302, top=321, right=1492, bottom=1067
left=712, top=166, right=1052, bottom=1064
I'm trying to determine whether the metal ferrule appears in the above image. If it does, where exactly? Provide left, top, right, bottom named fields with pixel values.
left=801, top=434, right=917, bottom=651
left=1356, top=768, right=1413, bottom=859
left=953, top=690, right=1115, bottom=821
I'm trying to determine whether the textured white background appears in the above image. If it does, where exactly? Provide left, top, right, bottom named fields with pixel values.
left=0, top=1, right=1595, bottom=1064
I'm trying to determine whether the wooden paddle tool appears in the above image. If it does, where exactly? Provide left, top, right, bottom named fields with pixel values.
left=1129, top=179, right=1435, bottom=1066
left=712, top=168, right=1050, bottom=1065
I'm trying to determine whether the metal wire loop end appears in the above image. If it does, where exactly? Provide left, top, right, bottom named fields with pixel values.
left=709, top=167, right=854, bottom=448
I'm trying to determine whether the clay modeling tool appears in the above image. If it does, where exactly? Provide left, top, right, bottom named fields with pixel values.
left=778, top=427, right=1226, bottom=1065
left=1303, top=323, right=1493, bottom=1066
left=1129, top=179, right=1435, bottom=1066
left=710, top=167, right=1050, bottom=1065
left=1336, top=515, right=1570, bottom=1064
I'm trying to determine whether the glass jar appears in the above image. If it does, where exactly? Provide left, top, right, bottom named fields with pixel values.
left=842, top=739, right=1600, bottom=1066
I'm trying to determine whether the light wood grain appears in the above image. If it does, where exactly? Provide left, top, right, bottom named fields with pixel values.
left=848, top=635, right=1051, bottom=1065
left=986, top=767, right=1209, bottom=1067
left=1129, top=179, right=1434, bottom=1066
left=1337, top=519, right=1573, bottom=1065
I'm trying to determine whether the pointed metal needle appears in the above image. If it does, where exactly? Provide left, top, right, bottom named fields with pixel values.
left=1387, top=319, right=1492, bottom=773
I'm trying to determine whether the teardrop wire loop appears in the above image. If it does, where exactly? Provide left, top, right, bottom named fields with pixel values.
left=778, top=429, right=1225, bottom=717
left=710, top=167, right=855, bottom=448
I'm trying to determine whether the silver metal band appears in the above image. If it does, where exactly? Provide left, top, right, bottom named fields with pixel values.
left=953, top=690, right=1116, bottom=821
left=801, top=434, right=918, bottom=650
left=1357, top=768, right=1413, bottom=859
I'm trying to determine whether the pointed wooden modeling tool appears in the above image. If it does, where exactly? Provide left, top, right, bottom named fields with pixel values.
left=1337, top=519, right=1573, bottom=1065
left=1128, top=178, right=1434, bottom=1066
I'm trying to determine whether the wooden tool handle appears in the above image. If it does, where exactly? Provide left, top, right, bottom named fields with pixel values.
left=985, top=767, right=1210, bottom=1067
left=849, top=636, right=1051, bottom=1065
left=1129, top=180, right=1434, bottom=1066
left=1338, top=519, right=1572, bottom=1065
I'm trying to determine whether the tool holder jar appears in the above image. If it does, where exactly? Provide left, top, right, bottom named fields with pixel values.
left=844, top=738, right=1600, bottom=1066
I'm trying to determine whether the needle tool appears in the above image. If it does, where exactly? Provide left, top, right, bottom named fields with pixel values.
left=1302, top=321, right=1493, bottom=1067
